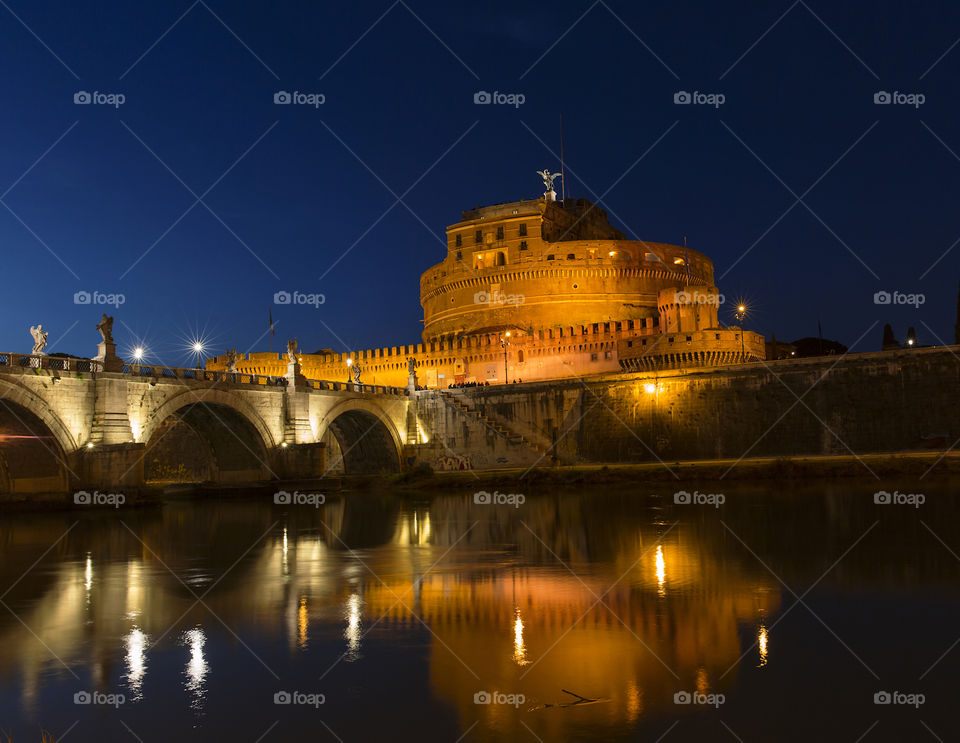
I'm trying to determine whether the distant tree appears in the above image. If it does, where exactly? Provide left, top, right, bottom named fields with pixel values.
left=790, top=337, right=848, bottom=357
left=882, top=324, right=899, bottom=350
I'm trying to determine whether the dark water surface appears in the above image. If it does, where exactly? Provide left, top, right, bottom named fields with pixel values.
left=0, top=484, right=957, bottom=742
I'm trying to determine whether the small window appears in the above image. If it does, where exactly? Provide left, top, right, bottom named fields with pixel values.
left=494, top=251, right=506, bottom=267
left=715, top=333, right=721, bottom=340
left=567, top=253, right=575, bottom=260
left=627, top=341, right=633, bottom=348
left=519, top=223, right=527, bottom=237
left=496, top=226, right=504, bottom=240
left=590, top=353, right=598, bottom=361
left=642, top=339, right=647, bottom=346
left=546, top=254, right=555, bottom=260
left=475, top=230, right=482, bottom=244
left=456, top=250, right=462, bottom=260
left=686, top=336, right=692, bottom=342
left=517, top=350, right=524, bottom=362
left=519, top=240, right=528, bottom=250
left=455, top=233, right=462, bottom=247
left=604, top=350, right=612, bottom=360
left=668, top=337, right=674, bottom=343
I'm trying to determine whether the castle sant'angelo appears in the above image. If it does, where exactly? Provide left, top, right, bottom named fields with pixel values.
left=210, top=174, right=766, bottom=386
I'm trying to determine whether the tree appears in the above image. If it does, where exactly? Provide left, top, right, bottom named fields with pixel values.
left=882, top=324, right=899, bottom=350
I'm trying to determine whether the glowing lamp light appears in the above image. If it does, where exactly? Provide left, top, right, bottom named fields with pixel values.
left=644, top=383, right=656, bottom=394
left=505, top=331, right=511, bottom=337
left=346, top=358, right=353, bottom=367
left=738, top=305, right=746, bottom=313
left=86, top=442, right=94, bottom=449
left=192, top=342, right=204, bottom=354
left=133, top=347, right=144, bottom=361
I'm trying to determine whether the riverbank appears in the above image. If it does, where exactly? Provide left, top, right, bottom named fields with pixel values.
left=2, top=451, right=958, bottom=512
left=370, top=451, right=960, bottom=494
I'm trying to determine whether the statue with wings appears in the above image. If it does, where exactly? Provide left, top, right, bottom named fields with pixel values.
left=30, top=325, right=48, bottom=355
left=536, top=168, right=562, bottom=192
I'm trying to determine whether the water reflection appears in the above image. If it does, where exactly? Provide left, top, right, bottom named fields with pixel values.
left=124, top=627, right=148, bottom=700
left=183, top=627, right=208, bottom=711
left=0, top=488, right=956, bottom=741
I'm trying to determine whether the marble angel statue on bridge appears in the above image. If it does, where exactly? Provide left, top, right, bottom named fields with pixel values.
left=30, top=325, right=48, bottom=355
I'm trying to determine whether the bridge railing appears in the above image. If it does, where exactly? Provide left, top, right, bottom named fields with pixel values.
left=0, top=353, right=409, bottom=394
left=0, top=353, right=104, bottom=372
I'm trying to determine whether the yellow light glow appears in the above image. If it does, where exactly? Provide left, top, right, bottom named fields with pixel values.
left=298, top=596, right=309, bottom=649
left=655, top=544, right=666, bottom=595
left=758, top=623, right=769, bottom=667
left=133, top=347, right=144, bottom=361
left=345, top=593, right=361, bottom=659
left=192, top=342, right=203, bottom=353
left=125, top=627, right=148, bottom=699
left=738, top=305, right=746, bottom=313
left=512, top=607, right=529, bottom=666
left=644, top=383, right=656, bottom=394
left=84, top=554, right=93, bottom=591
left=505, top=331, right=511, bottom=337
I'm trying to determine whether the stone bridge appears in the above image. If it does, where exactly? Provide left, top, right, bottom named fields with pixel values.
left=0, top=352, right=415, bottom=495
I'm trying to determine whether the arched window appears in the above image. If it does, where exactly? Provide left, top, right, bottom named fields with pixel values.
left=494, top=251, right=506, bottom=267
left=517, top=349, right=524, bottom=363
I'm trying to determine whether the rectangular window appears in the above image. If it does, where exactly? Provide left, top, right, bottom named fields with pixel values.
left=627, top=341, right=633, bottom=348
left=496, top=226, right=504, bottom=240
left=590, top=353, right=598, bottom=361
left=604, top=350, right=612, bottom=360
left=519, top=223, right=527, bottom=237
left=455, top=233, right=462, bottom=247
left=519, top=240, right=527, bottom=250
left=456, top=250, right=462, bottom=260
left=475, top=230, right=482, bottom=244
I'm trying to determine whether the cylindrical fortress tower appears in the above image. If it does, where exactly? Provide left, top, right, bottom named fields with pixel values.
left=419, top=197, right=714, bottom=342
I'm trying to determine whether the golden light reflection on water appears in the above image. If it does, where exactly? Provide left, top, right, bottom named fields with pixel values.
left=512, top=608, right=529, bottom=666
left=297, top=595, right=309, bottom=649
left=0, top=498, right=794, bottom=739
left=344, top=594, right=362, bottom=660
left=655, top=544, right=666, bottom=596
left=758, top=622, right=769, bottom=667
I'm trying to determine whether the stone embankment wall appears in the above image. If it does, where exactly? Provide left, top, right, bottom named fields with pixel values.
left=422, top=347, right=960, bottom=466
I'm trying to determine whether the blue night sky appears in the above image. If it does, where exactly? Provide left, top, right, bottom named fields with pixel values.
left=1, top=1, right=958, bottom=364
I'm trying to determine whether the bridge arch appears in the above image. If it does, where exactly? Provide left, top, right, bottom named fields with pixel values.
left=140, top=389, right=277, bottom=484
left=315, top=398, right=402, bottom=475
left=0, top=378, right=77, bottom=453
left=0, top=379, right=73, bottom=493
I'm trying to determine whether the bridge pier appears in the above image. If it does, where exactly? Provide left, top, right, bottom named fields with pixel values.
left=79, top=443, right=146, bottom=493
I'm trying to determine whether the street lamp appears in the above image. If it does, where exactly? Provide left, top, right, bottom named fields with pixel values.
left=133, top=347, right=144, bottom=362
left=192, top=341, right=204, bottom=368
left=346, top=357, right=353, bottom=383
left=499, top=332, right=511, bottom=383
left=735, top=304, right=747, bottom=360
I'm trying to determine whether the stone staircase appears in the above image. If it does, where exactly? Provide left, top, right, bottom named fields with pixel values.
left=439, top=390, right=548, bottom=456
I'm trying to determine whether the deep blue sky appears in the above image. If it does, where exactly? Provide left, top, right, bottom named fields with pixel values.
left=1, top=0, right=959, bottom=364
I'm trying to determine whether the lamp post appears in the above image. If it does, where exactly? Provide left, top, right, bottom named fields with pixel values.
left=346, top=357, right=353, bottom=384
left=735, top=304, right=747, bottom=360
left=192, top=342, right=204, bottom=369
left=499, top=332, right=511, bottom=383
